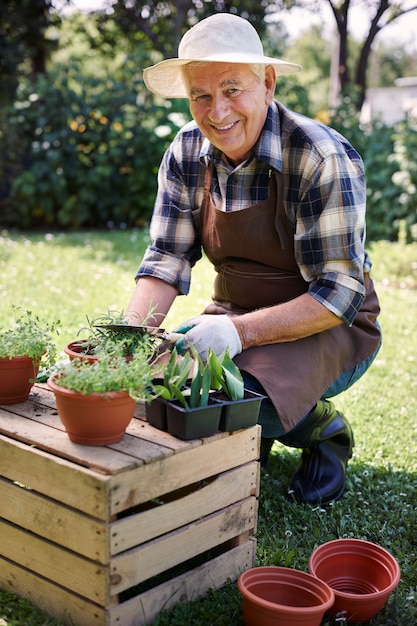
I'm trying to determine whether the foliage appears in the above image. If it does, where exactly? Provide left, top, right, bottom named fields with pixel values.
left=390, top=115, right=417, bottom=240
left=207, top=348, right=244, bottom=401
left=328, top=98, right=417, bottom=241
left=108, top=0, right=274, bottom=59
left=152, top=348, right=194, bottom=404
left=74, top=307, right=163, bottom=358
left=153, top=346, right=244, bottom=408
left=51, top=348, right=159, bottom=402
left=0, top=306, right=60, bottom=368
left=0, top=0, right=59, bottom=104
left=0, top=60, right=184, bottom=228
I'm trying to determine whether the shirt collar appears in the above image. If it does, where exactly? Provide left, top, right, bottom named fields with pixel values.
left=199, top=101, right=283, bottom=172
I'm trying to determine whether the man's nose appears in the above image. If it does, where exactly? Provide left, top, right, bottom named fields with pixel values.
left=208, top=93, right=230, bottom=122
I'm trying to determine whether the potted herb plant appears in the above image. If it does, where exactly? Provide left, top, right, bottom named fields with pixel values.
left=0, top=307, right=60, bottom=404
left=48, top=342, right=161, bottom=445
left=64, top=307, right=164, bottom=362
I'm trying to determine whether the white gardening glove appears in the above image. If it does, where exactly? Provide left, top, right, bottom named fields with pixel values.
left=173, top=314, right=242, bottom=362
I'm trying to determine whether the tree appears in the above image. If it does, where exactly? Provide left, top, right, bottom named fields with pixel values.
left=325, top=0, right=417, bottom=109
left=0, top=0, right=62, bottom=103
left=105, top=0, right=275, bottom=59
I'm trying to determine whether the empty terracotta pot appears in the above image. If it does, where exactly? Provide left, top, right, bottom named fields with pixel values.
left=308, top=538, right=401, bottom=623
left=238, top=566, right=334, bottom=626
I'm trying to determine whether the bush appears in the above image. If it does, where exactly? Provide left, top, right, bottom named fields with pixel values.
left=329, top=98, right=417, bottom=241
left=0, top=61, right=188, bottom=229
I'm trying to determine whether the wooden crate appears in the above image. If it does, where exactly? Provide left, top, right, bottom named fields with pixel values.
left=0, top=383, right=260, bottom=626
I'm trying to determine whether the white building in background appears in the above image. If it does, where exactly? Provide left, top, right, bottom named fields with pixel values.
left=361, top=77, right=417, bottom=125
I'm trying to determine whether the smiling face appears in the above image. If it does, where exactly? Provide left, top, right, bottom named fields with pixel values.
left=183, top=62, right=276, bottom=165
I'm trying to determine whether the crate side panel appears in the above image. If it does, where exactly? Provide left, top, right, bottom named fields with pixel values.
left=0, top=519, right=108, bottom=604
left=108, top=539, right=257, bottom=626
left=109, top=425, right=261, bottom=514
left=111, top=461, right=259, bottom=554
left=0, top=556, right=106, bottom=626
left=110, top=497, right=257, bottom=595
left=0, top=477, right=109, bottom=563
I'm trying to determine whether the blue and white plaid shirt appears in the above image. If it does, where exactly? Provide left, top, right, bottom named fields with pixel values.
left=137, top=100, right=371, bottom=325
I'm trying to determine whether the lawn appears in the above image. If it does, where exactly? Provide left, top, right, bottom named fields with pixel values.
left=0, top=229, right=416, bottom=626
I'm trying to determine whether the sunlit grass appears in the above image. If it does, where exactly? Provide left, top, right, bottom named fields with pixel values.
left=1, top=231, right=416, bottom=625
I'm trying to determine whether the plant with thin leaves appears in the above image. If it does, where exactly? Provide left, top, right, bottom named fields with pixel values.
left=0, top=306, right=60, bottom=369
left=73, top=305, right=162, bottom=358
left=51, top=344, right=160, bottom=403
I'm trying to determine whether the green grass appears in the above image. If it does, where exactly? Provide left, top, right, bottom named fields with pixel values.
left=1, top=230, right=417, bottom=626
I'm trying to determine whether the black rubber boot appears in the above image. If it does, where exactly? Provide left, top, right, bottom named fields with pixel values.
left=260, top=437, right=275, bottom=467
left=278, top=400, right=354, bottom=505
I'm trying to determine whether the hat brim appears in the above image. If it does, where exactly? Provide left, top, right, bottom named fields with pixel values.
left=143, top=54, right=302, bottom=98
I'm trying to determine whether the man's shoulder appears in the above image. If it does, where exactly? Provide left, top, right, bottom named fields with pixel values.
left=275, top=101, right=357, bottom=160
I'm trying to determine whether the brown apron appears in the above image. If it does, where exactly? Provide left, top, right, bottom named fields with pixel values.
left=199, top=164, right=381, bottom=432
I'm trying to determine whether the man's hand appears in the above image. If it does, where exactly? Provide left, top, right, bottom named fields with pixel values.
left=173, top=314, right=242, bottom=362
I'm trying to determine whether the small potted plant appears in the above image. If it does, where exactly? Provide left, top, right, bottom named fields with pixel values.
left=64, top=307, right=164, bottom=362
left=210, top=350, right=265, bottom=432
left=48, top=342, right=161, bottom=445
left=147, top=347, right=223, bottom=439
left=147, top=347, right=264, bottom=439
left=0, top=306, right=60, bottom=404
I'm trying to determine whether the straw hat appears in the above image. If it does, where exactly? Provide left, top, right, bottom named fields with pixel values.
left=143, top=13, right=302, bottom=98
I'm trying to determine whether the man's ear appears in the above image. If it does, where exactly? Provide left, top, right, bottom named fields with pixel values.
left=264, top=65, right=276, bottom=104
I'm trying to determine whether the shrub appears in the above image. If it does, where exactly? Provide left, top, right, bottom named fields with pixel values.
left=0, top=62, right=187, bottom=229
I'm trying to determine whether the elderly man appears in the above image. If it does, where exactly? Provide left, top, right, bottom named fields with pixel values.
left=126, top=13, right=381, bottom=505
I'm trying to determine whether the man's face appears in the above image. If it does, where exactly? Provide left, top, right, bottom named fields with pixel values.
left=184, top=62, right=276, bottom=165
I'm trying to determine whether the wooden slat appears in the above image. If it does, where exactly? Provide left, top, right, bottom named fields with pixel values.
left=0, top=519, right=109, bottom=604
left=0, top=557, right=105, bottom=626
left=110, top=461, right=259, bottom=555
left=108, top=425, right=260, bottom=514
left=108, top=539, right=257, bottom=626
left=0, top=540, right=256, bottom=626
left=0, top=411, right=145, bottom=474
left=110, top=497, right=258, bottom=595
left=0, top=435, right=110, bottom=518
left=0, top=477, right=109, bottom=563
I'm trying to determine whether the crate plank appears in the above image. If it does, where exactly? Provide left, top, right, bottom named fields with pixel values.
left=0, top=435, right=111, bottom=518
left=110, top=461, right=259, bottom=555
left=0, top=556, right=105, bottom=626
left=0, top=411, right=145, bottom=474
left=109, top=425, right=260, bottom=514
left=0, top=519, right=108, bottom=603
left=110, top=498, right=257, bottom=595
left=108, top=539, right=257, bottom=626
left=0, top=477, right=109, bottom=563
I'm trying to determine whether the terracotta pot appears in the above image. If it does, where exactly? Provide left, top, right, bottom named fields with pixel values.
left=64, top=340, right=134, bottom=363
left=308, top=538, right=401, bottom=623
left=237, top=566, right=334, bottom=626
left=48, top=374, right=136, bottom=445
left=64, top=340, right=98, bottom=364
left=0, top=356, right=40, bottom=404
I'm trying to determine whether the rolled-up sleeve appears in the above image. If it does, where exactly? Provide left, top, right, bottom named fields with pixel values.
left=287, top=138, right=367, bottom=326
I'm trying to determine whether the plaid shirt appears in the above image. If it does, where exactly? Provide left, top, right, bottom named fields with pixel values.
left=137, top=100, right=371, bottom=325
